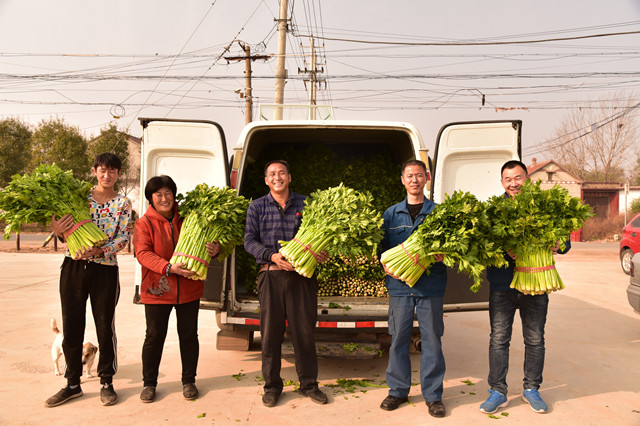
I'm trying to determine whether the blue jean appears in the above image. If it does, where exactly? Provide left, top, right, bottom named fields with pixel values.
left=386, top=295, right=445, bottom=402
left=488, top=290, right=549, bottom=395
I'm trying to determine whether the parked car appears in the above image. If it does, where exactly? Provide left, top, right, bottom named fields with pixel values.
left=627, top=252, right=640, bottom=314
left=620, top=212, right=640, bottom=275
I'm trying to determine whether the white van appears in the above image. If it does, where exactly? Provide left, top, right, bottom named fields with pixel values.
left=136, top=118, right=521, bottom=355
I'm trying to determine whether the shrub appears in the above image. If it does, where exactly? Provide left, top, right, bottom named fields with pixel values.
left=629, top=197, right=640, bottom=214
left=581, top=214, right=627, bottom=241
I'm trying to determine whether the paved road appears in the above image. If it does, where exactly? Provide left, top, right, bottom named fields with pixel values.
left=0, top=243, right=638, bottom=425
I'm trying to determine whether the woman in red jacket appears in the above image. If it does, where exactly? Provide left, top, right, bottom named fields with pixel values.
left=133, top=175, right=220, bottom=403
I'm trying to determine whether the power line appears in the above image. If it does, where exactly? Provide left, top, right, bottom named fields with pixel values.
left=126, top=1, right=219, bottom=130
left=524, top=100, right=640, bottom=156
left=292, top=29, right=640, bottom=46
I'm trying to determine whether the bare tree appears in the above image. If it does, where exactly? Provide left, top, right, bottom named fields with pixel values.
left=544, top=92, right=639, bottom=182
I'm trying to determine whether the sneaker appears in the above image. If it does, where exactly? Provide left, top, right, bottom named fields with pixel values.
left=479, top=389, right=509, bottom=414
left=140, top=386, right=156, bottom=403
left=522, top=389, right=548, bottom=413
left=100, top=384, right=118, bottom=406
left=183, top=383, right=198, bottom=401
left=44, top=386, right=83, bottom=407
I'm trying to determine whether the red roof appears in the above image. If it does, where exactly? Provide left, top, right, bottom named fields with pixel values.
left=527, top=159, right=553, bottom=175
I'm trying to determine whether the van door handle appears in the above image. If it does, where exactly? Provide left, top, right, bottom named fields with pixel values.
left=632, top=232, right=637, bottom=237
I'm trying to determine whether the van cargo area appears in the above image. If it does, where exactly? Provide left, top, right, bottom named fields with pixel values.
left=232, top=124, right=416, bottom=313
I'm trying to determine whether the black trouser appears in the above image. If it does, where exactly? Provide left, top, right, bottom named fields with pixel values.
left=142, top=299, right=200, bottom=387
left=60, top=257, right=120, bottom=386
left=257, top=269, right=319, bottom=395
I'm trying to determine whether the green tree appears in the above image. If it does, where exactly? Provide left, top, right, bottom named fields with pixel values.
left=31, top=118, right=89, bottom=179
left=88, top=123, right=137, bottom=194
left=88, top=123, right=129, bottom=171
left=0, top=118, right=33, bottom=186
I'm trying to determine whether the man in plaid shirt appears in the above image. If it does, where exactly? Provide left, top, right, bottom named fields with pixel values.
left=244, top=160, right=329, bottom=408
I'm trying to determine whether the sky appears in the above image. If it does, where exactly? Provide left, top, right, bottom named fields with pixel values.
left=1, top=0, right=639, bottom=164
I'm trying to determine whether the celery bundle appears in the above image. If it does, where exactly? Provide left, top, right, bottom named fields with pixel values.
left=487, top=180, right=593, bottom=295
left=170, top=184, right=249, bottom=280
left=380, top=191, right=507, bottom=291
left=0, top=164, right=107, bottom=257
left=279, top=184, right=384, bottom=278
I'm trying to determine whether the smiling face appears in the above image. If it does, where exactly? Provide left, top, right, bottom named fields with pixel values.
left=265, top=162, right=291, bottom=196
left=400, top=164, right=427, bottom=198
left=151, top=187, right=175, bottom=218
left=501, top=164, right=528, bottom=197
left=93, top=165, right=120, bottom=191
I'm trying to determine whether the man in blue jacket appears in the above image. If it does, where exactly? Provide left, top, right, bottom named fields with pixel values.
left=479, top=160, right=571, bottom=415
left=379, top=160, right=447, bottom=418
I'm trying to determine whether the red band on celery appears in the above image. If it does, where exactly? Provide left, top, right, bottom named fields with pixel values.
left=173, top=252, right=209, bottom=269
left=293, top=238, right=320, bottom=262
left=514, top=265, right=556, bottom=273
left=401, top=243, right=427, bottom=271
left=64, top=219, right=92, bottom=238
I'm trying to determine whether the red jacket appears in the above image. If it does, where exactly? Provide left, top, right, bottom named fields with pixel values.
left=133, top=204, right=203, bottom=305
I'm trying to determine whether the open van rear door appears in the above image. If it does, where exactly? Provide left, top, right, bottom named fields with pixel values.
left=432, top=120, right=521, bottom=202
left=136, top=118, right=229, bottom=310
left=431, top=120, right=521, bottom=309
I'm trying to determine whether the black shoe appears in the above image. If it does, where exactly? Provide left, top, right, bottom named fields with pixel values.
left=183, top=383, right=198, bottom=400
left=140, top=386, right=156, bottom=403
left=44, top=386, right=83, bottom=407
left=426, top=400, right=446, bottom=417
left=100, top=384, right=118, bottom=406
left=380, top=395, right=408, bottom=411
left=305, top=389, right=328, bottom=405
left=262, top=392, right=280, bottom=407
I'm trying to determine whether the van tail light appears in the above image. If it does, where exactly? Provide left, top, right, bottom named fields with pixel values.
left=631, top=260, right=635, bottom=278
left=230, top=170, right=238, bottom=189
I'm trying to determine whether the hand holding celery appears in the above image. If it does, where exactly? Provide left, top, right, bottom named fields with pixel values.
left=380, top=191, right=507, bottom=290
left=169, top=184, right=249, bottom=280
left=487, top=180, right=593, bottom=294
left=279, top=184, right=384, bottom=278
left=0, top=164, right=107, bottom=258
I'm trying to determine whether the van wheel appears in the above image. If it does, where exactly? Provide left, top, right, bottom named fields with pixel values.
left=621, top=248, right=633, bottom=275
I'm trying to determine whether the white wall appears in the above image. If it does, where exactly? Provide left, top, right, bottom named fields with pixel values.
left=620, top=188, right=640, bottom=214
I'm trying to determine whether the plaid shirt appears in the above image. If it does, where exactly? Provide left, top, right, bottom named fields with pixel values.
left=244, top=191, right=306, bottom=265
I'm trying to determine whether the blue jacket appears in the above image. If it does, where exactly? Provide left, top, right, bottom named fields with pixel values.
left=380, top=198, right=447, bottom=297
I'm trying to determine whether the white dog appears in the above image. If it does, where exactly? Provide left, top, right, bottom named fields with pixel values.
left=51, top=318, right=98, bottom=377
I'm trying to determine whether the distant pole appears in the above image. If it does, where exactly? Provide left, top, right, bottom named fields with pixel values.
left=299, top=37, right=324, bottom=120
left=274, top=0, right=289, bottom=120
left=309, top=38, right=317, bottom=120
left=224, top=43, right=270, bottom=124
left=243, top=43, right=253, bottom=124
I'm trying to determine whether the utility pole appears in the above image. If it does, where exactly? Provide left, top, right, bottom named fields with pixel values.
left=299, top=37, right=325, bottom=120
left=274, top=0, right=288, bottom=120
left=225, top=42, right=270, bottom=124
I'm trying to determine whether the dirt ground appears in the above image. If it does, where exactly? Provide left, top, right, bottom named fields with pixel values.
left=0, top=239, right=639, bottom=425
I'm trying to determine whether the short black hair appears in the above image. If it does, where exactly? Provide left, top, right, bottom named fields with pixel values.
left=501, top=160, right=528, bottom=177
left=401, top=159, right=427, bottom=174
left=264, top=160, right=290, bottom=175
left=144, top=175, right=177, bottom=203
left=93, top=152, right=122, bottom=171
